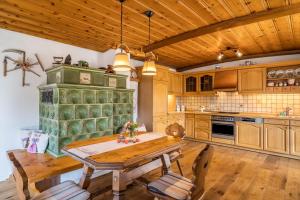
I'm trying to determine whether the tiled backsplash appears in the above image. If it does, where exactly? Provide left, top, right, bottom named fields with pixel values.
left=177, top=92, right=300, bottom=114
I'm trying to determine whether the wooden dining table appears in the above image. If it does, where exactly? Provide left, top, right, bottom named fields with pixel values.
left=62, top=132, right=182, bottom=200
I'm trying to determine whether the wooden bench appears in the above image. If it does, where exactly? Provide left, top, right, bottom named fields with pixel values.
left=7, top=150, right=112, bottom=196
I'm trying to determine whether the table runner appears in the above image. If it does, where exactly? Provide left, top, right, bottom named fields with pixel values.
left=68, top=132, right=166, bottom=158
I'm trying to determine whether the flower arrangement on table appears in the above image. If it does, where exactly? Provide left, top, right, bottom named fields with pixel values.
left=117, top=121, right=140, bottom=144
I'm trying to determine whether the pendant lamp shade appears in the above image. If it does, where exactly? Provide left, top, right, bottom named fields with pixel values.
left=113, top=0, right=131, bottom=72
left=142, top=60, right=156, bottom=75
left=142, top=10, right=156, bottom=76
left=113, top=52, right=131, bottom=71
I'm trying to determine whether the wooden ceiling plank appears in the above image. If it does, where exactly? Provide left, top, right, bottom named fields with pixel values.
left=0, top=8, right=113, bottom=47
left=0, top=22, right=104, bottom=53
left=6, top=0, right=149, bottom=49
left=177, top=49, right=300, bottom=72
left=0, top=16, right=109, bottom=51
left=0, top=3, right=110, bottom=42
left=144, top=2, right=300, bottom=52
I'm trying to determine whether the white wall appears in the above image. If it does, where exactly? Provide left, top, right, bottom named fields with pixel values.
left=0, top=29, right=142, bottom=181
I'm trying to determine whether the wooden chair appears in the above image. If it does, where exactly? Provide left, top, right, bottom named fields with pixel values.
left=7, top=152, right=91, bottom=200
left=147, top=144, right=214, bottom=200
left=165, top=123, right=185, bottom=176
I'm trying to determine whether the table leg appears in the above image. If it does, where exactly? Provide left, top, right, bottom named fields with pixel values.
left=112, top=170, right=127, bottom=200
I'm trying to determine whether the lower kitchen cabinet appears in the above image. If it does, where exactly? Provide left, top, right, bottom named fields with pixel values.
left=153, top=115, right=167, bottom=133
left=194, top=114, right=211, bottom=140
left=195, top=128, right=210, bottom=140
left=185, top=114, right=195, bottom=138
left=290, top=126, right=300, bottom=156
left=264, top=124, right=289, bottom=154
left=235, top=122, right=263, bottom=150
left=167, top=113, right=185, bottom=127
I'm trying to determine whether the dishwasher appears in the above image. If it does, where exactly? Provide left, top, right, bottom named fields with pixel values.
left=235, top=117, right=264, bottom=149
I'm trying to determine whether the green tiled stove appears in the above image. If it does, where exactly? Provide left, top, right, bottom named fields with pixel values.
left=39, top=65, right=133, bottom=157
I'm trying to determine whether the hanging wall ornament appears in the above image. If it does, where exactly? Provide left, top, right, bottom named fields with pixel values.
left=2, top=49, right=45, bottom=86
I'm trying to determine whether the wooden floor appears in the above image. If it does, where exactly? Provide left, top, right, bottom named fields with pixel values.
left=1, top=141, right=300, bottom=200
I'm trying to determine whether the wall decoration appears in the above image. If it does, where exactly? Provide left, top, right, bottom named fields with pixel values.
left=105, top=65, right=116, bottom=74
left=78, top=60, right=89, bottom=68
left=2, top=49, right=45, bottom=86
left=130, top=68, right=139, bottom=82
left=80, top=72, right=91, bottom=84
left=53, top=56, right=63, bottom=65
left=109, top=77, right=117, bottom=87
left=64, top=54, right=71, bottom=65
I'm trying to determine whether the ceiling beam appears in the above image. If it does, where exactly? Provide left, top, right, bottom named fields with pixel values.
left=144, top=3, right=300, bottom=52
left=177, top=49, right=300, bottom=72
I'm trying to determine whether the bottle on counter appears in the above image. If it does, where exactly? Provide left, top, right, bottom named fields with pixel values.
left=181, top=105, right=185, bottom=112
left=176, top=104, right=181, bottom=112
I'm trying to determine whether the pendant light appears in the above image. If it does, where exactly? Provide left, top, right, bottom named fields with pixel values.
left=142, top=10, right=157, bottom=76
left=113, top=0, right=131, bottom=71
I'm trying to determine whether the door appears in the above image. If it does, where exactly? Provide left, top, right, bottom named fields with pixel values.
left=238, top=68, right=265, bottom=92
left=264, top=124, right=289, bottom=154
left=185, top=115, right=194, bottom=138
left=290, top=126, right=300, bottom=156
left=236, top=122, right=263, bottom=149
left=153, top=80, right=168, bottom=116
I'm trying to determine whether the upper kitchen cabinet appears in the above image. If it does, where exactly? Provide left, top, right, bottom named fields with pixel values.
left=238, top=68, right=265, bottom=93
left=153, top=67, right=169, bottom=82
left=168, top=72, right=183, bottom=95
left=199, top=73, right=215, bottom=95
left=265, top=65, right=300, bottom=93
left=184, top=75, right=198, bottom=95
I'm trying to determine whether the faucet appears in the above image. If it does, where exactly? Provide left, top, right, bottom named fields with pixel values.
left=286, top=107, right=292, bottom=116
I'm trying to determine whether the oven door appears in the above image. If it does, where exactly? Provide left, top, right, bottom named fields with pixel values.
left=212, top=121, right=235, bottom=140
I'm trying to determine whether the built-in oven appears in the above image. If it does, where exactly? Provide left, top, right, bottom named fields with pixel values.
left=212, top=115, right=236, bottom=140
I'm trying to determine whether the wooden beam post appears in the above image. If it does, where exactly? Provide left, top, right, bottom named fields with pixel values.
left=144, top=3, right=300, bottom=52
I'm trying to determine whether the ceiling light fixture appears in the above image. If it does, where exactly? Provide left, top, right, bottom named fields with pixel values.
left=217, top=52, right=224, bottom=61
left=217, top=48, right=243, bottom=61
left=235, top=49, right=243, bottom=57
left=142, top=10, right=157, bottom=76
left=113, top=0, right=131, bottom=72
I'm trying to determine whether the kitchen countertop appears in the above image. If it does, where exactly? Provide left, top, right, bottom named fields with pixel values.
left=168, top=111, right=300, bottom=120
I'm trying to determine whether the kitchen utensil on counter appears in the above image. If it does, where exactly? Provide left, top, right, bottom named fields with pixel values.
left=296, top=68, right=300, bottom=77
left=176, top=105, right=181, bottom=112
left=199, top=106, right=206, bottom=112
left=276, top=70, right=285, bottom=78
left=288, top=78, right=296, bottom=86
left=267, top=81, right=275, bottom=87
left=181, top=105, right=185, bottom=112
left=267, top=70, right=276, bottom=78
left=286, top=69, right=295, bottom=78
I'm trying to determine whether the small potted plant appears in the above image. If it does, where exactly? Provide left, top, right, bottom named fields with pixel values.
left=124, top=121, right=139, bottom=143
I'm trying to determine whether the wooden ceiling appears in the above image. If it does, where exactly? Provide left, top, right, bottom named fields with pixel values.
left=1, top=0, right=300, bottom=71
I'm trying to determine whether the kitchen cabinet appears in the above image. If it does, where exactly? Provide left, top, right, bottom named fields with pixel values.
left=264, top=123, right=289, bottom=154
left=153, top=80, right=168, bottom=116
left=154, top=67, right=169, bottom=82
left=194, top=114, right=211, bottom=140
left=184, top=75, right=198, bottom=94
left=185, top=114, right=195, bottom=138
left=290, top=123, right=300, bottom=156
left=167, top=113, right=185, bottom=127
left=153, top=115, right=168, bottom=133
left=138, top=66, right=168, bottom=132
left=238, top=68, right=265, bottom=93
left=168, top=72, right=183, bottom=94
left=235, top=122, right=263, bottom=149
